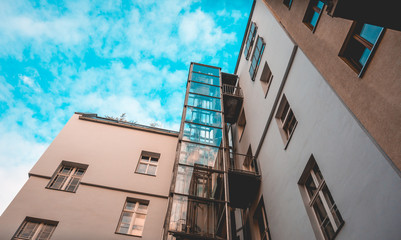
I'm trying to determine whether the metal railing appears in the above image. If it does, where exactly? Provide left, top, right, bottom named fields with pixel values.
left=222, top=84, right=243, bottom=97
left=228, top=151, right=260, bottom=176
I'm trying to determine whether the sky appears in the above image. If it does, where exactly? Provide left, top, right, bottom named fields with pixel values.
left=0, top=0, right=252, bottom=215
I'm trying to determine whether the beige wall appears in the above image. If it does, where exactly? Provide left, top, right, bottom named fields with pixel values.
left=262, top=0, right=401, bottom=170
left=0, top=114, right=178, bottom=239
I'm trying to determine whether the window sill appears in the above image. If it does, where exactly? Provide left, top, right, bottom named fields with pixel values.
left=115, top=232, right=143, bottom=238
left=45, top=187, right=77, bottom=193
left=134, top=172, right=157, bottom=177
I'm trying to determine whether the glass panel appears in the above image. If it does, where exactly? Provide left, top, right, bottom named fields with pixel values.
left=183, top=123, right=222, bottom=146
left=191, top=72, right=220, bottom=86
left=134, top=214, right=146, bottom=226
left=121, top=212, right=133, bottom=223
left=137, top=204, right=148, bottom=214
left=131, top=225, right=144, bottom=235
left=185, top=107, right=222, bottom=127
left=312, top=196, right=328, bottom=224
left=316, top=1, right=324, bottom=9
left=192, top=64, right=219, bottom=76
left=305, top=176, right=317, bottom=199
left=360, top=24, right=382, bottom=44
left=60, top=166, right=73, bottom=174
left=18, top=221, right=38, bottom=238
left=189, top=82, right=220, bottom=98
left=178, top=142, right=221, bottom=168
left=175, top=165, right=224, bottom=200
left=322, top=218, right=336, bottom=240
left=50, top=175, right=67, bottom=189
left=137, top=163, right=147, bottom=174
left=147, top=165, right=157, bottom=175
left=141, top=156, right=150, bottom=162
left=359, top=48, right=371, bottom=66
left=74, top=169, right=85, bottom=176
left=150, top=157, right=158, bottom=163
left=187, top=93, right=221, bottom=111
left=37, top=224, right=55, bottom=240
left=310, top=12, right=320, bottom=27
left=65, top=177, right=80, bottom=192
left=118, top=223, right=130, bottom=234
left=313, top=165, right=323, bottom=184
left=125, top=202, right=135, bottom=210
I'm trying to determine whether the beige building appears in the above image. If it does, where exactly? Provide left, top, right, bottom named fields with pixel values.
left=1, top=0, right=401, bottom=239
left=0, top=114, right=178, bottom=239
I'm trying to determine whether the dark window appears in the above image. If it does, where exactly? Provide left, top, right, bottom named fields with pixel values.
left=244, top=22, right=258, bottom=60
left=260, top=62, right=273, bottom=97
left=47, top=162, right=87, bottom=192
left=13, top=217, right=58, bottom=240
left=249, top=36, right=265, bottom=80
left=283, top=0, right=293, bottom=9
left=254, top=197, right=271, bottom=240
left=339, top=22, right=384, bottom=76
left=303, top=0, right=325, bottom=32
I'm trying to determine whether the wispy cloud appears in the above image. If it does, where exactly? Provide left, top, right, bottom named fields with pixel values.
left=0, top=0, right=251, bottom=215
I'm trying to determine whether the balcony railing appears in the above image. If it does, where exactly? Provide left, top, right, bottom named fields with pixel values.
left=222, top=84, right=243, bottom=97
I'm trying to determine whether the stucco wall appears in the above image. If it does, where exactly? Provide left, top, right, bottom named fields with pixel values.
left=235, top=1, right=401, bottom=239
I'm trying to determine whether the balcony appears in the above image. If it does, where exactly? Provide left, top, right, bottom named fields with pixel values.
left=228, top=152, right=261, bottom=209
left=222, top=84, right=243, bottom=124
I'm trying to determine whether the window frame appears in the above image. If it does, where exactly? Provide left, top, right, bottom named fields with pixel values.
left=13, top=217, right=58, bottom=240
left=338, top=22, right=385, bottom=77
left=253, top=197, right=272, bottom=240
left=249, top=36, right=266, bottom=81
left=237, top=108, right=246, bottom=142
left=299, top=156, right=344, bottom=240
left=283, top=0, right=293, bottom=9
left=47, top=161, right=88, bottom=193
left=135, top=151, right=160, bottom=176
left=275, top=95, right=298, bottom=147
left=244, top=22, right=258, bottom=60
left=302, top=0, right=325, bottom=32
left=260, top=61, right=273, bottom=98
left=115, top=198, right=149, bottom=237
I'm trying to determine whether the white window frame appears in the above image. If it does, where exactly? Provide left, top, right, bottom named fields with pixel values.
left=275, top=95, right=298, bottom=146
left=116, top=200, right=148, bottom=236
left=47, top=162, right=87, bottom=192
left=135, top=151, right=160, bottom=176
left=13, top=218, right=57, bottom=240
left=301, top=158, right=344, bottom=240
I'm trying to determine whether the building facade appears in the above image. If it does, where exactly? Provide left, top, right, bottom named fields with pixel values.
left=0, top=114, right=179, bottom=239
left=1, top=0, right=401, bottom=239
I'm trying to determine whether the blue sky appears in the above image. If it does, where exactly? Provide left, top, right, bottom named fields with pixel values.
left=0, top=0, right=251, bottom=214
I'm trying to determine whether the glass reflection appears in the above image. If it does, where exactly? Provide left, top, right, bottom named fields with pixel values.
left=187, top=93, right=221, bottom=111
left=192, top=64, right=220, bottom=76
left=191, top=72, right=220, bottom=86
left=183, top=123, right=222, bottom=146
left=189, top=82, right=220, bottom=98
left=168, top=195, right=224, bottom=236
left=178, top=142, right=221, bottom=169
left=185, top=107, right=222, bottom=127
left=175, top=165, right=224, bottom=200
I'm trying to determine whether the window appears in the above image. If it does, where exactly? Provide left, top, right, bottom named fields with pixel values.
left=283, top=0, right=293, bottom=9
left=254, top=197, right=271, bottom=240
left=299, top=156, right=344, bottom=240
left=260, top=62, right=273, bottom=97
left=275, top=95, right=297, bottom=144
left=237, top=108, right=246, bottom=141
left=303, top=0, right=325, bottom=32
left=136, top=151, right=160, bottom=176
left=13, top=217, right=57, bottom=240
left=116, top=199, right=148, bottom=236
left=244, top=22, right=258, bottom=60
left=339, top=22, right=384, bottom=76
left=47, top=161, right=87, bottom=192
left=249, top=36, right=265, bottom=81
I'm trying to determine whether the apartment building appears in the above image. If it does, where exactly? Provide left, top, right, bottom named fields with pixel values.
left=1, top=0, right=401, bottom=239
left=0, top=114, right=179, bottom=239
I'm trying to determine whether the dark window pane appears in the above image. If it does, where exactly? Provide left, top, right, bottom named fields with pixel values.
left=359, top=48, right=371, bottom=66
left=313, top=196, right=328, bottom=224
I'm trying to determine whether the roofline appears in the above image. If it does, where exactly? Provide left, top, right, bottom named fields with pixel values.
left=75, top=112, right=179, bottom=137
